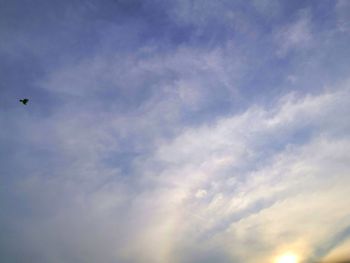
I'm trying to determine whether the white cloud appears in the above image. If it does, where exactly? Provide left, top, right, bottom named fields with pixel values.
left=2, top=2, right=350, bottom=263
left=335, top=0, right=350, bottom=32
left=39, top=46, right=237, bottom=104
left=78, top=83, right=346, bottom=262
left=274, top=10, right=313, bottom=57
left=3, top=78, right=350, bottom=263
left=195, top=189, right=208, bottom=199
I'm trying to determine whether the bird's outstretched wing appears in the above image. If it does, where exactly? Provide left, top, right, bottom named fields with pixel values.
left=19, top=98, right=29, bottom=105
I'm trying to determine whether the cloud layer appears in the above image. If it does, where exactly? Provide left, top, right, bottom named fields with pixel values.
left=1, top=1, right=350, bottom=263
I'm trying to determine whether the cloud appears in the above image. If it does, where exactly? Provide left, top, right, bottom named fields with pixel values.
left=133, top=85, right=350, bottom=262
left=335, top=0, right=350, bottom=32
left=1, top=1, right=350, bottom=263
left=252, top=0, right=282, bottom=19
left=321, top=236, right=350, bottom=263
left=2, top=74, right=350, bottom=263
left=38, top=44, right=242, bottom=122
left=274, top=10, right=313, bottom=57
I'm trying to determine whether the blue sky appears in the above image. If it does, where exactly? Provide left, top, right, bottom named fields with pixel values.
left=1, top=1, right=350, bottom=262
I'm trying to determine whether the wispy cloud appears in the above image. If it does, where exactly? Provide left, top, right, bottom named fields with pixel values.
left=335, top=0, right=350, bottom=32
left=1, top=1, right=350, bottom=263
left=2, top=84, right=350, bottom=262
left=274, top=9, right=313, bottom=57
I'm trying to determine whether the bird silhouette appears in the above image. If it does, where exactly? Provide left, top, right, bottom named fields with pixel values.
left=19, top=98, right=29, bottom=105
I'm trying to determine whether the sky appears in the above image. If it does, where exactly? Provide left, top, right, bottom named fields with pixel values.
left=1, top=1, right=350, bottom=262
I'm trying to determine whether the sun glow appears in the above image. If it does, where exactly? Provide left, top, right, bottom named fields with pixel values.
left=275, top=253, right=298, bottom=263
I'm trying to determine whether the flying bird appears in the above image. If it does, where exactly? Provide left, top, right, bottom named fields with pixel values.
left=19, top=98, right=29, bottom=105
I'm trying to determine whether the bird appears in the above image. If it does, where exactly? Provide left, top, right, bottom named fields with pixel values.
left=19, top=98, right=29, bottom=105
